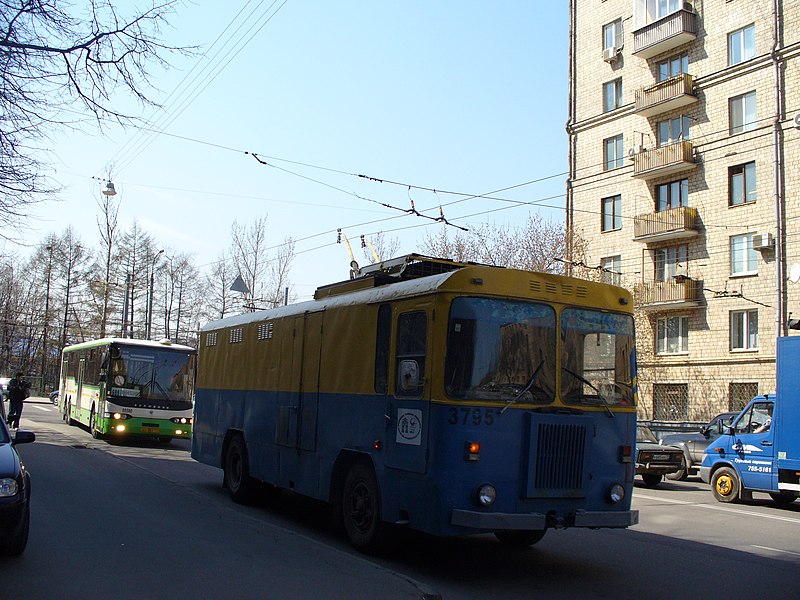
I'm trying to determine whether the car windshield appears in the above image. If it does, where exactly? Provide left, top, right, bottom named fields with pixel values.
left=444, top=297, right=557, bottom=403
left=637, top=427, right=659, bottom=443
left=561, top=308, right=636, bottom=407
left=108, top=346, right=196, bottom=410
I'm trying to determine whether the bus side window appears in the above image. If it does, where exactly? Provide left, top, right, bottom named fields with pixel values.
left=374, top=304, right=391, bottom=394
left=395, top=311, right=427, bottom=398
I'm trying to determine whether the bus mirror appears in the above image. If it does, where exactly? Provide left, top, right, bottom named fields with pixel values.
left=99, top=373, right=106, bottom=382
left=398, top=360, right=420, bottom=392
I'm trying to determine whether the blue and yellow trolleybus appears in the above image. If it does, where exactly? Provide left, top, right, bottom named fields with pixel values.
left=58, top=338, right=196, bottom=442
left=192, top=255, right=639, bottom=550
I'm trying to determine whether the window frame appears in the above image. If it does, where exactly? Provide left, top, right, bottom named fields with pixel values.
left=656, top=315, right=689, bottom=355
left=730, top=91, right=757, bottom=134
left=728, top=24, right=755, bottom=66
left=654, top=244, right=688, bottom=282
left=655, top=178, right=689, bottom=211
left=601, top=255, right=622, bottom=286
left=730, top=233, right=758, bottom=276
left=657, top=115, right=690, bottom=146
left=603, top=19, right=623, bottom=51
left=730, top=309, right=758, bottom=351
left=729, top=161, right=757, bottom=206
left=657, top=53, right=689, bottom=82
left=601, top=194, right=622, bottom=232
left=603, top=78, right=623, bottom=113
left=604, top=134, right=624, bottom=171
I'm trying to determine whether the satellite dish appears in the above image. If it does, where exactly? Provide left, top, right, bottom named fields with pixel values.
left=794, top=113, right=800, bottom=129
left=790, top=263, right=800, bottom=284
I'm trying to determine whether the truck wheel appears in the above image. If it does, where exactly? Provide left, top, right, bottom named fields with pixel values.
left=641, top=473, right=663, bottom=488
left=223, top=435, right=256, bottom=504
left=342, top=462, right=385, bottom=553
left=666, top=467, right=688, bottom=481
left=711, top=467, right=740, bottom=503
left=494, top=530, right=546, bottom=547
left=768, top=492, right=798, bottom=506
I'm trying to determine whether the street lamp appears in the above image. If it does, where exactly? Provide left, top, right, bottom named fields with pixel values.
left=102, top=181, right=117, bottom=196
left=146, top=250, right=164, bottom=339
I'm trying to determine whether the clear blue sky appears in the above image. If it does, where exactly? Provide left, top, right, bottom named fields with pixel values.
left=22, top=1, right=568, bottom=301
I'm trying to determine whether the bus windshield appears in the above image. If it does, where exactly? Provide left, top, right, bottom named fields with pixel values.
left=445, top=297, right=557, bottom=403
left=560, top=308, right=635, bottom=407
left=108, top=346, right=195, bottom=410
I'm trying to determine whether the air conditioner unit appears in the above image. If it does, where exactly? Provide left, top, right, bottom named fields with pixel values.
left=602, top=47, right=619, bottom=62
left=627, top=144, right=643, bottom=159
left=752, top=232, right=774, bottom=250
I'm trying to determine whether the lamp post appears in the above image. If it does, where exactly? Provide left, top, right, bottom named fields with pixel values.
left=146, top=250, right=164, bottom=340
left=40, top=244, right=54, bottom=392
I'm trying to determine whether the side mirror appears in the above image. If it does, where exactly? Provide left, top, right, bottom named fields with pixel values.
left=398, top=360, right=420, bottom=393
left=99, top=373, right=106, bottom=382
left=722, top=425, right=734, bottom=436
left=12, top=430, right=35, bottom=445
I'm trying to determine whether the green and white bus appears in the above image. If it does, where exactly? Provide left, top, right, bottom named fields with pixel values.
left=58, top=338, right=196, bottom=442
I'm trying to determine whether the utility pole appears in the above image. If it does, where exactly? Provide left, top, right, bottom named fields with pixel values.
left=146, top=250, right=164, bottom=339
left=40, top=245, right=53, bottom=392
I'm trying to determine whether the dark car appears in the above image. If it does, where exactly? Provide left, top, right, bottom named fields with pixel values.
left=0, top=420, right=34, bottom=556
left=660, top=412, right=739, bottom=480
left=49, top=389, right=60, bottom=406
left=636, top=425, right=684, bottom=488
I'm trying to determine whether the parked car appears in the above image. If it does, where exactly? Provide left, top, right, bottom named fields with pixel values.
left=660, top=412, right=739, bottom=481
left=49, top=389, right=60, bottom=405
left=636, top=425, right=684, bottom=488
left=0, top=376, right=10, bottom=399
left=0, top=419, right=34, bottom=556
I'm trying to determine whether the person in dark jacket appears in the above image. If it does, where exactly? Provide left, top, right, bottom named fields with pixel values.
left=6, top=372, right=31, bottom=429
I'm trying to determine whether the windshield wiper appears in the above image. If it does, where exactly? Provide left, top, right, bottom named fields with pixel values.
left=501, top=359, right=545, bottom=414
left=562, top=367, right=614, bottom=418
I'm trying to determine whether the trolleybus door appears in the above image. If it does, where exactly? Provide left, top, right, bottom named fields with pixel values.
left=76, top=358, right=86, bottom=419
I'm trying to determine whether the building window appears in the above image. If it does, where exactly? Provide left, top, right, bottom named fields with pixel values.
left=728, top=24, right=755, bottom=66
left=657, top=115, right=690, bottom=146
left=655, top=178, right=689, bottom=211
left=730, top=309, right=758, bottom=350
left=603, top=19, right=623, bottom=51
left=604, top=135, right=624, bottom=170
left=654, top=245, right=687, bottom=281
left=729, top=162, right=756, bottom=206
left=730, top=91, right=757, bottom=134
left=603, top=79, right=623, bottom=112
left=602, top=195, right=622, bottom=231
left=730, top=234, right=758, bottom=275
left=601, top=255, right=622, bottom=286
left=657, top=53, right=689, bottom=81
left=653, top=382, right=688, bottom=421
left=656, top=315, right=689, bottom=355
left=729, top=382, right=758, bottom=412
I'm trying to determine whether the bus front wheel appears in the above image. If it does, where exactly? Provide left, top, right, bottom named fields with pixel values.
left=223, top=435, right=256, bottom=504
left=494, top=529, right=547, bottom=547
left=64, top=402, right=74, bottom=426
left=342, top=462, right=385, bottom=553
left=89, top=408, right=102, bottom=439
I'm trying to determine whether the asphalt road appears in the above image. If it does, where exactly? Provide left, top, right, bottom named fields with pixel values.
left=2, top=399, right=799, bottom=599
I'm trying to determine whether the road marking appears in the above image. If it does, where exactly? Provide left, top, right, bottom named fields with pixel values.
left=635, top=493, right=800, bottom=524
left=752, top=545, right=800, bottom=557
left=32, top=405, right=53, bottom=412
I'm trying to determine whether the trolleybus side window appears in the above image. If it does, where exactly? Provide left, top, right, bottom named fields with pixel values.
left=374, top=304, right=391, bottom=394
left=395, top=311, right=427, bottom=398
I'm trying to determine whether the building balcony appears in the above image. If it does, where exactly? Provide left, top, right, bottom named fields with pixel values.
left=634, top=74, right=697, bottom=118
left=633, top=8, right=697, bottom=60
left=633, top=206, right=698, bottom=243
left=631, top=140, right=696, bottom=180
left=635, top=278, right=702, bottom=311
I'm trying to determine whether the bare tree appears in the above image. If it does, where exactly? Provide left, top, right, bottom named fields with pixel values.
left=95, top=191, right=121, bottom=336
left=201, top=251, right=236, bottom=322
left=360, top=232, right=399, bottom=264
left=0, top=1, right=185, bottom=224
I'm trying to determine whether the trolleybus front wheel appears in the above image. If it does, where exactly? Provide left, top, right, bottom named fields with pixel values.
left=342, top=462, right=385, bottom=553
left=493, top=529, right=546, bottom=547
left=223, top=435, right=256, bottom=504
left=89, top=408, right=102, bottom=439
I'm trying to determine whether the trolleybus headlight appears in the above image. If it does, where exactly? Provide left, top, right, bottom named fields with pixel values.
left=476, top=484, right=497, bottom=507
left=607, top=483, right=625, bottom=504
left=104, top=412, right=130, bottom=420
left=170, top=417, right=191, bottom=424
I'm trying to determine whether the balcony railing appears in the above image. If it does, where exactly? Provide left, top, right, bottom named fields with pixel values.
left=634, top=73, right=697, bottom=118
left=633, top=8, right=697, bottom=60
left=636, top=278, right=702, bottom=310
left=632, top=140, right=696, bottom=179
left=634, top=206, right=698, bottom=242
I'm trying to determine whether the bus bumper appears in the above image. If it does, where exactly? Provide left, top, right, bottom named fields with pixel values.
left=451, top=509, right=638, bottom=530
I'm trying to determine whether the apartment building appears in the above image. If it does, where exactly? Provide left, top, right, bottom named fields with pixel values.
left=566, top=0, right=800, bottom=420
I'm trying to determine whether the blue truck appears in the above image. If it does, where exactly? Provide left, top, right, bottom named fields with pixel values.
left=699, top=336, right=800, bottom=505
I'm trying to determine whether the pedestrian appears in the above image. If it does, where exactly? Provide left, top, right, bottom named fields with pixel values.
left=6, top=372, right=31, bottom=430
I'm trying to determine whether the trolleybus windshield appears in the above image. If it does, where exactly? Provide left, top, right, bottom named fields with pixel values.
left=445, top=297, right=557, bottom=402
left=106, top=346, right=195, bottom=410
left=560, top=308, right=635, bottom=407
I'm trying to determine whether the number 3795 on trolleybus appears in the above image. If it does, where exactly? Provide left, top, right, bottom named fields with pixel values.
left=191, top=255, right=639, bottom=551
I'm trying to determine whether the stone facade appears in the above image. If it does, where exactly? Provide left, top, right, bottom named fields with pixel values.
left=568, top=0, right=800, bottom=420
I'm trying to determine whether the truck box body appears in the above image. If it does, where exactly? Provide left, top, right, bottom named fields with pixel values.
left=776, top=336, right=800, bottom=490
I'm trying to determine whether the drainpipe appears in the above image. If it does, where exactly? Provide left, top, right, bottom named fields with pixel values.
left=565, top=0, right=577, bottom=276
left=772, top=0, right=786, bottom=338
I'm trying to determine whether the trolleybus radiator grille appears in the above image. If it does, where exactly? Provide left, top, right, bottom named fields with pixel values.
left=527, top=422, right=586, bottom=497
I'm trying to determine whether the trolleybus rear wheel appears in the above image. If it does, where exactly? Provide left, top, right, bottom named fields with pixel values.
left=224, top=435, right=255, bottom=504
left=494, top=529, right=547, bottom=547
left=342, top=462, right=385, bottom=553
left=711, top=467, right=740, bottom=503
